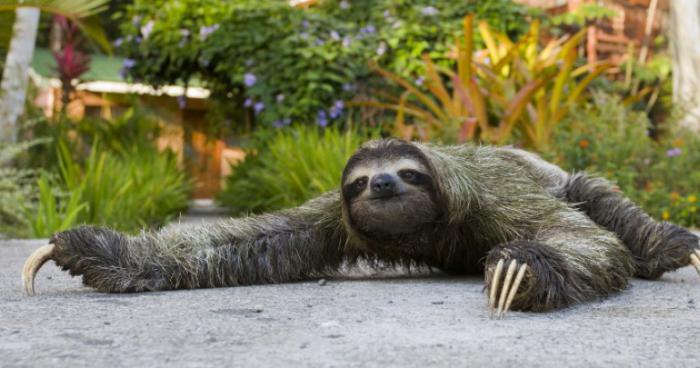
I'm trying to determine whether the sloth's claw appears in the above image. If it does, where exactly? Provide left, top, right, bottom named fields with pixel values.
left=22, top=244, right=55, bottom=296
left=690, top=249, right=700, bottom=279
left=487, top=259, right=528, bottom=319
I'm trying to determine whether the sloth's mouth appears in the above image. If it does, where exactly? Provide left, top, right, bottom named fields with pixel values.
left=368, top=193, right=402, bottom=201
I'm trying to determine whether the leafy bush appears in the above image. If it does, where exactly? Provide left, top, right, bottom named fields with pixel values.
left=29, top=140, right=191, bottom=237
left=363, top=16, right=608, bottom=147
left=0, top=140, right=44, bottom=238
left=218, top=126, right=371, bottom=215
left=117, top=0, right=531, bottom=129
left=548, top=93, right=700, bottom=228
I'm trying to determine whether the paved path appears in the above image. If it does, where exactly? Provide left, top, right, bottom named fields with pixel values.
left=1, top=239, right=699, bottom=367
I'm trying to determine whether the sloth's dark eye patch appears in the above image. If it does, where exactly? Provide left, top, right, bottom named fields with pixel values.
left=398, top=169, right=433, bottom=188
left=342, top=176, right=369, bottom=201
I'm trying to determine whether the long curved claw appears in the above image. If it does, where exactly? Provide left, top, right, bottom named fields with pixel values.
left=690, top=249, right=700, bottom=279
left=22, top=244, right=55, bottom=296
left=487, top=258, right=528, bottom=319
left=488, top=259, right=504, bottom=318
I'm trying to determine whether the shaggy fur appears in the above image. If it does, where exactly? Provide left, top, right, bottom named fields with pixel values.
left=45, top=139, right=699, bottom=312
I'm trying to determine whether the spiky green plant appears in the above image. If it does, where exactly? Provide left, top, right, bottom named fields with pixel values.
left=218, top=126, right=371, bottom=215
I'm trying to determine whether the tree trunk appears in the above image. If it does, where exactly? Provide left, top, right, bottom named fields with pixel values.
left=670, top=0, right=700, bottom=131
left=0, top=7, right=40, bottom=144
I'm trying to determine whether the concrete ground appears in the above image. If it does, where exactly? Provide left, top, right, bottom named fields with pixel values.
left=1, top=239, right=699, bottom=368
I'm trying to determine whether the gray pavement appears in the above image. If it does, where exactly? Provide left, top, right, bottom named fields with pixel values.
left=1, top=238, right=699, bottom=368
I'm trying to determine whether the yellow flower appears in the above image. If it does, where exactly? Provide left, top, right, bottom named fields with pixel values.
left=688, top=195, right=697, bottom=203
left=662, top=210, right=670, bottom=220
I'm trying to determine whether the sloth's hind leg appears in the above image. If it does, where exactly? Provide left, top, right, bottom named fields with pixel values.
left=564, top=172, right=700, bottom=279
left=485, top=210, right=634, bottom=318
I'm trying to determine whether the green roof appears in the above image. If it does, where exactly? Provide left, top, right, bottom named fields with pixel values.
left=31, top=48, right=202, bottom=86
left=32, top=48, right=126, bottom=82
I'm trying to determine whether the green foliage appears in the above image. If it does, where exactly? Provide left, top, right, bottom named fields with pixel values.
left=116, top=0, right=530, bottom=129
left=364, top=16, right=608, bottom=147
left=0, top=139, right=44, bottom=238
left=548, top=93, right=700, bottom=228
left=29, top=140, right=190, bottom=237
left=29, top=172, right=86, bottom=237
left=218, top=126, right=371, bottom=215
left=548, top=4, right=617, bottom=28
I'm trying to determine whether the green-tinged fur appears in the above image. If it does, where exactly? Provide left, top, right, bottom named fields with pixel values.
left=46, top=139, right=699, bottom=312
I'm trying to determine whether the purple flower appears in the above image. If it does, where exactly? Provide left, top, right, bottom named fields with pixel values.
left=315, top=38, right=325, bottom=46
left=340, top=0, right=349, bottom=9
left=113, top=38, right=124, bottom=47
left=276, top=94, right=285, bottom=103
left=253, top=102, right=265, bottom=114
left=342, top=83, right=354, bottom=91
left=316, top=110, right=328, bottom=127
left=123, top=58, right=136, bottom=69
left=360, top=24, right=376, bottom=34
left=342, top=35, right=352, bottom=48
left=244, top=73, right=257, bottom=87
left=177, top=95, right=187, bottom=109
left=141, top=20, right=155, bottom=39
left=119, top=58, right=136, bottom=79
left=376, top=41, right=387, bottom=56
left=199, top=24, right=219, bottom=41
left=179, top=29, right=190, bottom=47
left=132, top=15, right=142, bottom=26
left=415, top=76, right=425, bottom=86
left=330, top=30, right=340, bottom=41
left=244, top=98, right=253, bottom=107
left=666, top=148, right=682, bottom=157
left=300, top=32, right=309, bottom=40
left=383, top=10, right=391, bottom=18
left=273, top=118, right=292, bottom=128
left=421, top=6, right=439, bottom=16
left=329, top=100, right=344, bottom=119
left=134, top=36, right=142, bottom=44
left=302, top=20, right=309, bottom=29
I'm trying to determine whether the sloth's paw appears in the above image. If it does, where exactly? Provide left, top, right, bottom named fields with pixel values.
left=485, top=258, right=528, bottom=319
left=690, top=249, right=700, bottom=279
left=22, top=226, right=128, bottom=296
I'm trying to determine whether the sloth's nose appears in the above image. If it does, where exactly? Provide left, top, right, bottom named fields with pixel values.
left=370, top=174, right=396, bottom=197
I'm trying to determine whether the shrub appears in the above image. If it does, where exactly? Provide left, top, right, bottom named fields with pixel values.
left=28, top=140, right=191, bottom=237
left=117, top=0, right=531, bottom=129
left=548, top=93, right=700, bottom=228
left=218, top=126, right=371, bottom=215
left=362, top=16, right=608, bottom=147
left=0, top=140, right=44, bottom=238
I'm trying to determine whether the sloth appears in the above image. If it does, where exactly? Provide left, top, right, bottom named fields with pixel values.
left=23, top=138, right=700, bottom=318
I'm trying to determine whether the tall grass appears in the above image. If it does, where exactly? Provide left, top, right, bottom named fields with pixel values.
left=218, top=126, right=370, bottom=215
left=28, top=140, right=191, bottom=237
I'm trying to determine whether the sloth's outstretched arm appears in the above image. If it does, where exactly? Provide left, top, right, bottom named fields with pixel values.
left=564, top=172, right=700, bottom=279
left=484, top=208, right=635, bottom=318
left=22, top=193, right=348, bottom=295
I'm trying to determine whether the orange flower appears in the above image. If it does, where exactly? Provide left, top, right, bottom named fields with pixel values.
left=672, top=138, right=685, bottom=147
left=579, top=139, right=590, bottom=149
left=670, top=192, right=680, bottom=201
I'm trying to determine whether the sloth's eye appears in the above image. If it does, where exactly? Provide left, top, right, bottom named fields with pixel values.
left=354, top=177, right=368, bottom=188
left=398, top=169, right=417, bottom=181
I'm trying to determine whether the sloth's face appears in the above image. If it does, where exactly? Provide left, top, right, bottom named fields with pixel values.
left=342, top=156, right=439, bottom=237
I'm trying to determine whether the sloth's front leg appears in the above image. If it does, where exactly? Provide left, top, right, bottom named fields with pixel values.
left=484, top=212, right=635, bottom=318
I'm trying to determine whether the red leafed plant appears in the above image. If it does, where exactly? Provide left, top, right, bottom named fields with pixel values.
left=52, top=15, right=91, bottom=113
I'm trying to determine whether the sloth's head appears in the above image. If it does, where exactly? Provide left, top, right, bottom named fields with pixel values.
left=341, top=139, right=441, bottom=239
